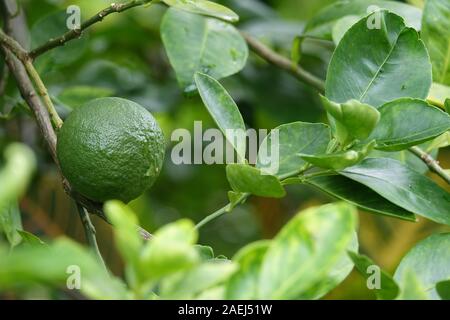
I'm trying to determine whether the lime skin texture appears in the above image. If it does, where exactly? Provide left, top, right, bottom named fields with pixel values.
left=57, top=97, right=165, bottom=203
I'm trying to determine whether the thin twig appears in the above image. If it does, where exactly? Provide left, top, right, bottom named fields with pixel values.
left=29, top=0, right=153, bottom=59
left=409, top=146, right=450, bottom=185
left=0, top=54, right=8, bottom=95
left=76, top=203, right=107, bottom=270
left=241, top=31, right=326, bottom=93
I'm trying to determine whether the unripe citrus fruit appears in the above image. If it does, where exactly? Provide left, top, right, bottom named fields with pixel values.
left=57, top=97, right=165, bottom=203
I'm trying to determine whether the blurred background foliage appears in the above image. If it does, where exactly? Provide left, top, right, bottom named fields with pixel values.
left=0, top=0, right=449, bottom=299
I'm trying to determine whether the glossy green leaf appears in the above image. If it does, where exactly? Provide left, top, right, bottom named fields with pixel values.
left=396, top=269, right=428, bottom=300
left=163, top=0, right=239, bottom=23
left=301, top=232, right=358, bottom=299
left=161, top=8, right=248, bottom=90
left=31, top=10, right=87, bottom=69
left=140, top=219, right=199, bottom=282
left=0, top=202, right=22, bottom=247
left=258, top=202, right=357, bottom=299
left=226, top=164, right=285, bottom=198
left=341, top=158, right=450, bottom=226
left=256, top=122, right=331, bottom=177
left=305, top=0, right=422, bottom=40
left=104, top=200, right=143, bottom=272
left=436, top=280, right=450, bottom=300
left=225, top=240, right=270, bottom=299
left=326, top=11, right=432, bottom=107
left=427, top=83, right=450, bottom=108
left=348, top=251, right=399, bottom=300
left=160, top=260, right=237, bottom=299
left=299, top=141, right=375, bottom=170
left=306, top=174, right=416, bottom=221
left=195, top=73, right=246, bottom=161
left=320, top=96, right=380, bottom=144
left=394, top=233, right=450, bottom=300
left=331, top=15, right=360, bottom=45
left=368, top=98, right=450, bottom=151
left=17, top=230, right=45, bottom=246
left=0, top=238, right=128, bottom=299
left=422, top=0, right=450, bottom=85
left=0, top=144, right=36, bottom=247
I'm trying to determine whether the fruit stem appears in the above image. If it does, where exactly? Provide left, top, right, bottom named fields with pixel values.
left=76, top=203, right=107, bottom=271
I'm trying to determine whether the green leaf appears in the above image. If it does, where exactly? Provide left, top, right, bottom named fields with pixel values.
left=0, top=202, right=23, bottom=247
left=160, top=260, right=237, bottom=299
left=348, top=251, right=399, bottom=300
left=104, top=201, right=143, bottom=273
left=17, top=230, right=45, bottom=246
left=427, top=83, right=450, bottom=108
left=396, top=269, right=428, bottom=300
left=301, top=232, right=358, bottom=299
left=226, top=164, right=286, bottom=198
left=225, top=240, right=270, bottom=299
left=161, top=8, right=248, bottom=90
left=140, top=219, right=199, bottom=282
left=340, top=158, right=450, bottom=226
left=256, top=122, right=331, bottom=177
left=305, top=0, right=422, bottom=40
left=394, top=233, right=450, bottom=300
left=0, top=238, right=128, bottom=299
left=421, top=0, right=450, bottom=85
left=436, top=280, right=450, bottom=300
left=0, top=144, right=36, bottom=246
left=31, top=10, right=87, bottom=70
left=367, top=98, right=450, bottom=151
left=305, top=174, right=416, bottom=221
left=258, top=202, right=357, bottom=299
left=299, top=141, right=376, bottom=170
left=195, top=73, right=246, bottom=161
left=163, top=0, right=239, bottom=23
left=325, top=11, right=432, bottom=107
left=320, top=96, right=380, bottom=145
left=57, top=86, right=114, bottom=109
left=331, top=15, right=360, bottom=45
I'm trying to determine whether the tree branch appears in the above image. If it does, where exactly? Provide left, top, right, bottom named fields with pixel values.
left=29, top=0, right=153, bottom=59
left=409, top=146, right=450, bottom=185
left=241, top=31, right=326, bottom=93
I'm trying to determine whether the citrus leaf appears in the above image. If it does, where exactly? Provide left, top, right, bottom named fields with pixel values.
left=394, top=233, right=450, bottom=300
left=160, top=260, right=237, bottom=299
left=436, top=280, right=450, bottom=300
left=305, top=174, right=416, bottom=221
left=16, top=230, right=45, bottom=246
left=331, top=15, right=360, bottom=45
left=320, top=96, right=380, bottom=145
left=140, top=219, right=199, bottom=282
left=226, top=164, right=286, bottom=198
left=258, top=202, right=357, bottom=299
left=163, top=0, right=239, bottom=23
left=304, top=0, right=422, bottom=40
left=325, top=11, right=432, bottom=107
left=195, top=72, right=246, bottom=162
left=396, top=269, right=428, bottom=300
left=340, top=158, right=450, bottom=226
left=299, top=141, right=375, bottom=170
left=422, top=0, right=450, bottom=85
left=225, top=240, right=270, bottom=299
left=161, top=8, right=248, bottom=91
left=368, top=98, right=450, bottom=151
left=0, top=238, right=128, bottom=299
left=348, top=251, right=399, bottom=300
left=256, top=122, right=331, bottom=177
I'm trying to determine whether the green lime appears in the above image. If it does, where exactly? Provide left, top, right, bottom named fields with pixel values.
left=57, top=97, right=165, bottom=203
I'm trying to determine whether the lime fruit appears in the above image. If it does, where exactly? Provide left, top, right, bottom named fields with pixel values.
left=57, top=97, right=165, bottom=203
